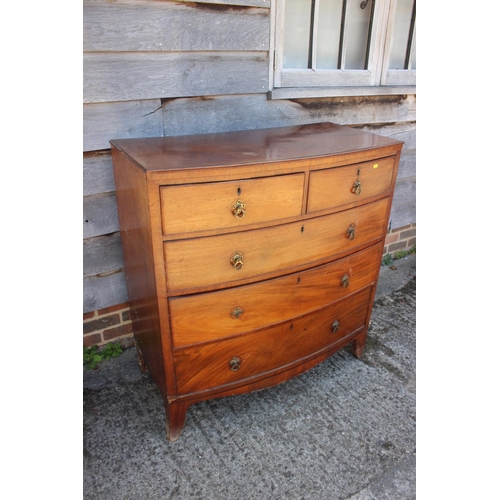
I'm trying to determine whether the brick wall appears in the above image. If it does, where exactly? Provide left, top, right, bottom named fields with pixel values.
left=83, top=302, right=135, bottom=348
left=83, top=224, right=416, bottom=348
left=383, top=223, right=416, bottom=256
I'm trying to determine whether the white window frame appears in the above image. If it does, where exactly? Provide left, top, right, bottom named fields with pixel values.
left=381, top=0, right=416, bottom=85
left=269, top=0, right=416, bottom=99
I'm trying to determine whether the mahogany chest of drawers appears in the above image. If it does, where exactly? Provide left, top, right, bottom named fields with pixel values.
left=110, top=122, right=403, bottom=441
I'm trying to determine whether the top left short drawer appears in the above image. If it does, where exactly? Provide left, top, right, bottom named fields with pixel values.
left=160, top=173, right=305, bottom=236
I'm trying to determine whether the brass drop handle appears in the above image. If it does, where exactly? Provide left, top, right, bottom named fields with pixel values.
left=341, top=274, right=350, bottom=288
left=230, top=306, right=244, bottom=319
left=230, top=251, right=244, bottom=270
left=346, top=224, right=356, bottom=240
left=232, top=199, right=246, bottom=219
left=229, top=356, right=241, bottom=372
left=331, top=320, right=340, bottom=333
left=351, top=178, right=362, bottom=196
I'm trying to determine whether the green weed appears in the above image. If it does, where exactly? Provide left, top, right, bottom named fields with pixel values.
left=381, top=253, right=394, bottom=266
left=381, top=245, right=416, bottom=266
left=83, top=342, right=123, bottom=370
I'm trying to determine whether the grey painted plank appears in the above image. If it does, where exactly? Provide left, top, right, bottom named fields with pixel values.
left=359, top=122, right=416, bottom=150
left=393, top=205, right=415, bottom=228
left=161, top=94, right=297, bottom=137
left=268, top=86, right=417, bottom=100
left=84, top=94, right=415, bottom=152
left=83, top=233, right=124, bottom=279
left=83, top=99, right=163, bottom=152
left=84, top=52, right=268, bottom=103
left=83, top=192, right=119, bottom=239
left=175, top=0, right=270, bottom=7
left=288, top=95, right=416, bottom=128
left=83, top=152, right=115, bottom=196
left=84, top=0, right=270, bottom=8
left=396, top=150, right=416, bottom=180
left=391, top=177, right=416, bottom=231
left=84, top=270, right=129, bottom=314
left=161, top=94, right=416, bottom=139
left=393, top=176, right=416, bottom=206
left=84, top=0, right=269, bottom=52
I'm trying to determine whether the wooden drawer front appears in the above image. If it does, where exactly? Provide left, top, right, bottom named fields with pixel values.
left=307, top=157, right=395, bottom=213
left=169, top=244, right=381, bottom=346
left=164, top=197, right=389, bottom=291
left=161, top=174, right=305, bottom=236
left=174, top=286, right=373, bottom=395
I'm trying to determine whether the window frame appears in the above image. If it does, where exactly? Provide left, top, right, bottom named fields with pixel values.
left=269, top=0, right=416, bottom=99
left=381, top=0, right=416, bottom=85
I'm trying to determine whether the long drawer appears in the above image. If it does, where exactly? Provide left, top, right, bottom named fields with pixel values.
left=174, top=286, right=373, bottom=395
left=164, top=197, right=389, bottom=292
left=307, top=156, right=395, bottom=213
left=169, top=244, right=382, bottom=346
left=161, top=173, right=305, bottom=236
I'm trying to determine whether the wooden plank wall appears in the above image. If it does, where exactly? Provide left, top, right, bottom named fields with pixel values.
left=83, top=0, right=416, bottom=314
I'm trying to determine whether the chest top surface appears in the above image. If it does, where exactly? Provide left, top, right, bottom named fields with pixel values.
left=109, top=122, right=403, bottom=172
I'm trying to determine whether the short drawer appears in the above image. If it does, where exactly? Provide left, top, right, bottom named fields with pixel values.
left=169, top=244, right=382, bottom=346
left=307, top=156, right=395, bottom=213
left=164, top=197, right=389, bottom=292
left=174, top=286, right=373, bottom=395
left=161, top=173, right=305, bottom=236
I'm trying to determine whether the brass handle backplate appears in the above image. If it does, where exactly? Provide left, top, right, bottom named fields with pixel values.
left=230, top=306, right=244, bottom=319
left=229, top=356, right=241, bottom=371
left=232, top=199, right=246, bottom=219
left=341, top=274, right=350, bottom=288
left=230, top=251, right=244, bottom=270
left=331, top=320, right=340, bottom=333
left=351, top=179, right=362, bottom=195
left=346, top=224, right=356, bottom=240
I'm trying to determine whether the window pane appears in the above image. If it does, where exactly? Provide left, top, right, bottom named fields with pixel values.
left=283, top=0, right=312, bottom=69
left=389, top=0, right=415, bottom=69
left=345, top=0, right=372, bottom=69
left=316, top=0, right=343, bottom=69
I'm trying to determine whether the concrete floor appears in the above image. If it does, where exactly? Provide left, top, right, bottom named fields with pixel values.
left=84, top=255, right=416, bottom=500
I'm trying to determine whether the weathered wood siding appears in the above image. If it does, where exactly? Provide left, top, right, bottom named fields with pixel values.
left=83, top=0, right=269, bottom=103
left=83, top=0, right=416, bottom=314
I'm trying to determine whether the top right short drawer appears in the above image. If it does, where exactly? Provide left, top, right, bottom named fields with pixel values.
left=307, top=156, right=396, bottom=214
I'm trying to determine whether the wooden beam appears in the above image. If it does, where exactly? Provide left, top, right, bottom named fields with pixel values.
left=84, top=52, right=269, bottom=103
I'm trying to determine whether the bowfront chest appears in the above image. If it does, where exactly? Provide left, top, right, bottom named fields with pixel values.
left=110, top=122, right=403, bottom=441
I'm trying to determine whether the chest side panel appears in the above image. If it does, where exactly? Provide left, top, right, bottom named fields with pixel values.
left=111, top=149, right=169, bottom=398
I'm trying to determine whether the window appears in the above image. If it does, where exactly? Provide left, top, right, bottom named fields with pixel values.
left=272, top=0, right=416, bottom=96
